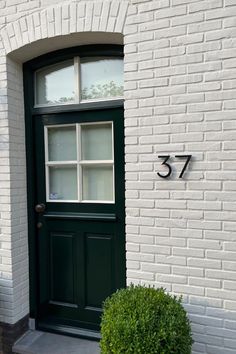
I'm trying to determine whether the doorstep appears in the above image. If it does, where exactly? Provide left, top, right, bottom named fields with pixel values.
left=13, top=330, right=100, bottom=354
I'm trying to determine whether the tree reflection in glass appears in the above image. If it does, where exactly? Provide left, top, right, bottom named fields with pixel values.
left=81, top=58, right=123, bottom=101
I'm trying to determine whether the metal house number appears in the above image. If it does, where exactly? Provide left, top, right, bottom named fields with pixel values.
left=157, top=155, right=192, bottom=179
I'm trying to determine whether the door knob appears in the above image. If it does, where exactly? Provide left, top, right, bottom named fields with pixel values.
left=35, top=203, right=46, bottom=213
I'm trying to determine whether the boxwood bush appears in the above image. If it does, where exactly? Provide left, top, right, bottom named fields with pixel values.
left=100, top=285, right=193, bottom=354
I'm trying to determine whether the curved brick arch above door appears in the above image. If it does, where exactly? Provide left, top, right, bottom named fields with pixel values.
left=0, top=1, right=130, bottom=56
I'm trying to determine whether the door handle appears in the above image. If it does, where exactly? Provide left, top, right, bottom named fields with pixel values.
left=35, top=203, right=46, bottom=213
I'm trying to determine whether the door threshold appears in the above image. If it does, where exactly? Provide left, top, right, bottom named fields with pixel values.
left=13, top=330, right=100, bottom=354
left=38, top=321, right=101, bottom=341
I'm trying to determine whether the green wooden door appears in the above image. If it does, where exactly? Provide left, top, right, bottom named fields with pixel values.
left=33, top=108, right=125, bottom=337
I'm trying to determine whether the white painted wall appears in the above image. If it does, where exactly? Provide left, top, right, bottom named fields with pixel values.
left=1, top=0, right=236, bottom=353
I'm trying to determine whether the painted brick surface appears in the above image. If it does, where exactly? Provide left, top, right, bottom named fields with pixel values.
left=0, top=0, right=236, bottom=353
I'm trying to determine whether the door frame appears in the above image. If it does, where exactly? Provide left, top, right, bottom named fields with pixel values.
left=23, top=44, right=125, bottom=331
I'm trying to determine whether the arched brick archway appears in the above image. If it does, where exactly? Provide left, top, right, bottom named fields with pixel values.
left=0, top=1, right=129, bottom=57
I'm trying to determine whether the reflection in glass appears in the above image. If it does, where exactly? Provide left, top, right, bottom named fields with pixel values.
left=48, top=126, right=77, bottom=161
left=82, top=166, right=113, bottom=201
left=36, top=60, right=75, bottom=105
left=81, top=57, right=123, bottom=100
left=49, top=166, right=77, bottom=200
left=81, top=124, right=112, bottom=160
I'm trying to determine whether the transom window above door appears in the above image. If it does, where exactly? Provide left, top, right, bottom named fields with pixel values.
left=45, top=122, right=114, bottom=203
left=35, top=57, right=123, bottom=106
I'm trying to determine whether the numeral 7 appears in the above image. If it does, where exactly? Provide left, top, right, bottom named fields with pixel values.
left=175, top=155, right=192, bottom=178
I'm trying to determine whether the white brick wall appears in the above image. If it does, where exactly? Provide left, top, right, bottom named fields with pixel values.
left=125, top=1, right=236, bottom=353
left=0, top=0, right=236, bottom=353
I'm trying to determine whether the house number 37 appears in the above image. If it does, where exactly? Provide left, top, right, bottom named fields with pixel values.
left=157, top=155, right=192, bottom=179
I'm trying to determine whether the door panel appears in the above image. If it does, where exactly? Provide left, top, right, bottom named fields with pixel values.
left=34, top=108, right=125, bottom=335
left=85, top=233, right=113, bottom=308
left=50, top=232, right=76, bottom=304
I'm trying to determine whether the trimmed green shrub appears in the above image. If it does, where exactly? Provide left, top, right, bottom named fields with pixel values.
left=100, top=285, right=193, bottom=354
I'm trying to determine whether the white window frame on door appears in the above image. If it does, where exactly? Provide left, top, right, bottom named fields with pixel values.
left=44, top=122, right=115, bottom=204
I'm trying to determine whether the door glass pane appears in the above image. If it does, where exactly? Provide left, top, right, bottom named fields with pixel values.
left=48, top=126, right=77, bottom=161
left=36, top=60, right=75, bottom=105
left=81, top=124, right=112, bottom=160
left=80, top=57, right=123, bottom=101
left=49, top=166, right=77, bottom=200
left=82, top=166, right=113, bottom=201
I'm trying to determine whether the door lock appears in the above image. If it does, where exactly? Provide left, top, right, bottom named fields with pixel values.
left=36, top=222, right=43, bottom=229
left=35, top=203, right=46, bottom=213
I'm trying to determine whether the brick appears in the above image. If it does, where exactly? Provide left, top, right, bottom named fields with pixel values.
left=171, top=93, right=204, bottom=104
left=173, top=284, right=204, bottom=296
left=206, top=7, right=236, bottom=20
left=155, top=25, right=186, bottom=39
left=188, top=41, right=221, bottom=54
left=172, top=12, right=204, bottom=26
left=171, top=53, right=203, bottom=66
left=189, top=20, right=222, bottom=33
left=155, top=5, right=187, bottom=19
left=188, top=102, right=222, bottom=112
left=171, top=73, right=203, bottom=85
left=189, top=0, right=223, bottom=13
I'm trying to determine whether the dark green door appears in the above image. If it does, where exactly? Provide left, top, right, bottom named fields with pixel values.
left=34, top=108, right=125, bottom=337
